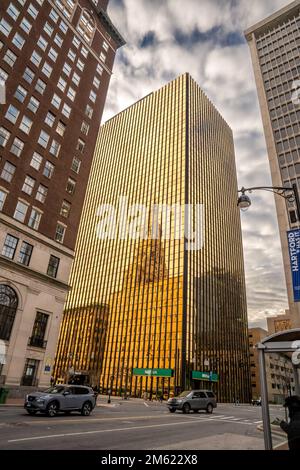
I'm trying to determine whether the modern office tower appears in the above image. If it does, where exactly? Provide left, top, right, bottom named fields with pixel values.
left=245, top=1, right=300, bottom=329
left=55, top=73, right=251, bottom=402
left=0, top=0, right=124, bottom=393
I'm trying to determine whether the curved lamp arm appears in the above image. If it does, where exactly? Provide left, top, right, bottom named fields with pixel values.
left=238, top=184, right=300, bottom=221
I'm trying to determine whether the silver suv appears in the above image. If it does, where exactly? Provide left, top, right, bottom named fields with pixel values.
left=167, top=390, right=217, bottom=414
left=24, top=385, right=96, bottom=417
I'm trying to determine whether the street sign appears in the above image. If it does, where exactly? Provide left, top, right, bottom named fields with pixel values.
left=44, top=357, right=52, bottom=374
left=287, top=229, right=300, bottom=302
left=132, top=368, right=174, bottom=378
left=192, top=371, right=219, bottom=382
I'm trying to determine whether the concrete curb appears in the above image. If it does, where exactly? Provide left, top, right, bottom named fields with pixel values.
left=0, top=403, right=23, bottom=407
left=257, top=424, right=287, bottom=438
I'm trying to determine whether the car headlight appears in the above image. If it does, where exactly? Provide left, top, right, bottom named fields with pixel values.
left=36, top=398, right=45, bottom=403
left=176, top=400, right=183, bottom=404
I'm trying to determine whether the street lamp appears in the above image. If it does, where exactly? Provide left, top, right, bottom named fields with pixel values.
left=108, top=375, right=114, bottom=404
left=237, top=184, right=300, bottom=221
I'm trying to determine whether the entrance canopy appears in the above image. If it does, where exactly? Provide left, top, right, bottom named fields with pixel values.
left=256, top=328, right=300, bottom=450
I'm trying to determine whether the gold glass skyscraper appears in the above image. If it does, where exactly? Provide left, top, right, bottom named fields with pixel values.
left=55, top=73, right=251, bottom=402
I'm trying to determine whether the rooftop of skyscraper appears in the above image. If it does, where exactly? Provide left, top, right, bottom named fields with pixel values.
left=245, top=0, right=300, bottom=38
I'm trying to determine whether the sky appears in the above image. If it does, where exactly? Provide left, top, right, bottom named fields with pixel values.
left=103, top=0, right=293, bottom=329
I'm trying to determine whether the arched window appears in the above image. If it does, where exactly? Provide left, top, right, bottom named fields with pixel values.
left=77, top=9, right=95, bottom=43
left=0, top=285, right=18, bottom=341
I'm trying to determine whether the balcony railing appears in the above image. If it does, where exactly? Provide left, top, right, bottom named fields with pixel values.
left=28, top=337, right=47, bottom=349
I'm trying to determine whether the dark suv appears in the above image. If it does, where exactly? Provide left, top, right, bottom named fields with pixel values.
left=167, top=390, right=217, bottom=414
left=24, top=385, right=97, bottom=417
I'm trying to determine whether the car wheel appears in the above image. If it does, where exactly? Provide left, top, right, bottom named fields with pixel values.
left=206, top=403, right=213, bottom=414
left=182, top=403, right=191, bottom=414
left=81, top=401, right=92, bottom=416
left=46, top=401, right=59, bottom=417
left=26, top=409, right=37, bottom=416
left=169, top=408, right=176, bottom=413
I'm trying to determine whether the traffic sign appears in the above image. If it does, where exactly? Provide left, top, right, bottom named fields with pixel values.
left=132, top=368, right=174, bottom=378
left=192, top=370, right=219, bottom=382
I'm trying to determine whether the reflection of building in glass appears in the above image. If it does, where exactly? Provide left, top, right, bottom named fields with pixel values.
left=55, top=73, right=251, bottom=402
left=54, top=303, right=109, bottom=387
left=249, top=327, right=296, bottom=403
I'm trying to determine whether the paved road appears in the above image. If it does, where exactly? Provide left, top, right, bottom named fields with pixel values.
left=0, top=400, right=287, bottom=450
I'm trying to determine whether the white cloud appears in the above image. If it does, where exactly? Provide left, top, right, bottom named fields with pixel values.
left=105, top=0, right=292, bottom=325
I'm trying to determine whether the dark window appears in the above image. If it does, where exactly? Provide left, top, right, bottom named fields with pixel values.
left=72, top=387, right=89, bottom=395
left=290, top=210, right=297, bottom=224
left=193, top=391, right=206, bottom=398
left=0, top=285, right=18, bottom=341
left=206, top=392, right=215, bottom=398
left=47, top=255, right=60, bottom=278
left=21, top=358, right=39, bottom=386
left=18, top=241, right=33, bottom=266
left=2, top=234, right=19, bottom=259
left=28, top=311, right=48, bottom=348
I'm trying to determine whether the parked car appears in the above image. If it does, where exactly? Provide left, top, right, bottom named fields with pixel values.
left=167, top=390, right=217, bottom=414
left=24, top=384, right=96, bottom=417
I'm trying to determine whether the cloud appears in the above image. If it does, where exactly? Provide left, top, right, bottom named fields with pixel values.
left=106, top=0, right=292, bottom=326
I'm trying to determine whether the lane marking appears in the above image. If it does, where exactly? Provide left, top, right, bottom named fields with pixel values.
left=189, top=416, right=255, bottom=426
left=4, top=414, right=168, bottom=426
left=6, top=414, right=261, bottom=444
left=7, top=418, right=214, bottom=443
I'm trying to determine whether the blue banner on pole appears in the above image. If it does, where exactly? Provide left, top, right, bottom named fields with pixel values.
left=287, top=229, right=300, bottom=302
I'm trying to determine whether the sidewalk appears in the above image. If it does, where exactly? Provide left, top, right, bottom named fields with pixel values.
left=257, top=424, right=289, bottom=450
left=0, top=397, right=23, bottom=406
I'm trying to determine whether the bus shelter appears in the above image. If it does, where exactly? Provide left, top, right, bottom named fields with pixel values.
left=257, top=329, right=300, bottom=450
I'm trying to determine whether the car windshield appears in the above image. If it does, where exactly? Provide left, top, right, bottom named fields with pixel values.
left=178, top=391, right=192, bottom=398
left=43, top=386, right=65, bottom=394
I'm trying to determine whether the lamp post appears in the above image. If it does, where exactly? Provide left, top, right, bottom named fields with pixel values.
left=237, top=184, right=300, bottom=222
left=108, top=375, right=114, bottom=404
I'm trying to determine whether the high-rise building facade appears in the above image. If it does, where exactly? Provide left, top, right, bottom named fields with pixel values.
left=55, top=74, right=251, bottom=402
left=245, top=1, right=300, bottom=329
left=0, top=0, right=124, bottom=392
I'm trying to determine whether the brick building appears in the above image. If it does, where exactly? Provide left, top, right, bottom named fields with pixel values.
left=0, top=0, right=124, bottom=393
